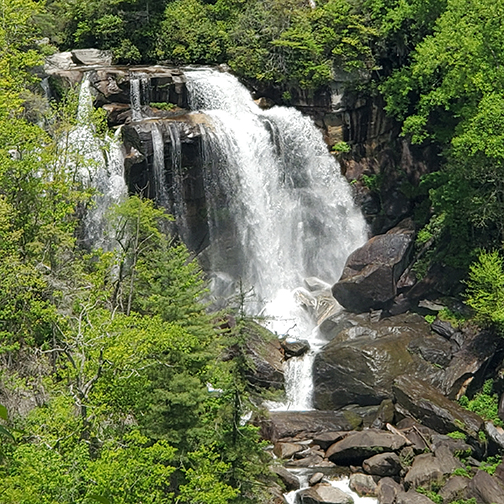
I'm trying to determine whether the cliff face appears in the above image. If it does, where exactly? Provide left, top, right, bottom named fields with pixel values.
left=45, top=54, right=437, bottom=239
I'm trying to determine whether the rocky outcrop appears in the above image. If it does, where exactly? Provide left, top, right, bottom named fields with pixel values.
left=331, top=219, right=415, bottom=313
left=393, top=375, right=484, bottom=439
left=313, top=313, right=439, bottom=410
left=325, top=430, right=408, bottom=465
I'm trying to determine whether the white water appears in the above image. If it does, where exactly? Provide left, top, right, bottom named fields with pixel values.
left=71, top=74, right=127, bottom=247
left=185, top=68, right=367, bottom=410
left=284, top=476, right=378, bottom=504
left=130, top=72, right=150, bottom=121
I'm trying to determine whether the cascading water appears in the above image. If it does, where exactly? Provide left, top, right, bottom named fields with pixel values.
left=71, top=73, right=127, bottom=248
left=185, top=68, right=368, bottom=410
left=151, top=123, right=170, bottom=208
left=130, top=72, right=150, bottom=121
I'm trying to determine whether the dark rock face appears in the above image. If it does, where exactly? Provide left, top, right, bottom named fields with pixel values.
left=332, top=220, right=415, bottom=312
left=393, top=374, right=484, bottom=439
left=325, top=430, right=408, bottom=465
left=440, top=329, right=504, bottom=399
left=313, top=313, right=436, bottom=410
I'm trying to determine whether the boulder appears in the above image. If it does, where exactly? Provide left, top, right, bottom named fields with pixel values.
left=440, top=329, right=504, bottom=399
left=377, top=477, right=403, bottom=504
left=281, top=339, right=310, bottom=358
left=363, top=452, right=401, bottom=476
left=465, top=470, right=504, bottom=504
left=438, top=476, right=469, bottom=503
left=432, top=444, right=464, bottom=474
left=326, top=430, right=408, bottom=465
left=298, top=484, right=353, bottom=504
left=313, top=313, right=436, bottom=410
left=404, top=453, right=443, bottom=489
left=71, top=49, right=113, bottom=66
left=393, top=375, right=484, bottom=439
left=312, top=431, right=349, bottom=450
left=44, top=52, right=76, bottom=73
left=485, top=421, right=504, bottom=450
left=396, top=490, right=437, bottom=504
left=332, top=219, right=415, bottom=312
left=270, top=466, right=300, bottom=491
left=259, top=412, right=356, bottom=443
left=273, top=442, right=304, bottom=459
left=349, top=473, right=377, bottom=496
left=309, top=473, right=325, bottom=486
left=407, top=333, right=452, bottom=367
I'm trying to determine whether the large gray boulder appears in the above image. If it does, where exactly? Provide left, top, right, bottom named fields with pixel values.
left=393, top=375, right=484, bottom=439
left=326, top=430, right=408, bottom=465
left=259, top=411, right=356, bottom=442
left=298, top=484, right=353, bottom=504
left=332, top=219, right=415, bottom=312
left=313, top=313, right=437, bottom=410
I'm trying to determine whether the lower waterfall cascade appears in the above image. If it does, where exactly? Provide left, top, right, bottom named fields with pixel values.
left=184, top=67, right=368, bottom=410
left=70, top=66, right=373, bottom=502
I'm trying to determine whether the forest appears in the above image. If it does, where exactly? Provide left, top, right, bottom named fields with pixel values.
left=2, top=0, right=504, bottom=502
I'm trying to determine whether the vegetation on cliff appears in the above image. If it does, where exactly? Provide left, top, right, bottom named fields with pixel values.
left=3, top=0, right=504, bottom=500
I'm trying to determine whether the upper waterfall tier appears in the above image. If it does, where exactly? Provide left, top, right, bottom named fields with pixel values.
left=184, top=68, right=368, bottom=309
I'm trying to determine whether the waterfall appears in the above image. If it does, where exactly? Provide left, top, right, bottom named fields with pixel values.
left=130, top=72, right=150, bottom=121
left=70, top=74, right=127, bottom=248
left=185, top=68, right=368, bottom=410
left=151, top=123, right=170, bottom=207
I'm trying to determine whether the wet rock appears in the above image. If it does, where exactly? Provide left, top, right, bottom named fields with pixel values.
left=363, top=452, right=401, bottom=476
left=71, top=49, right=113, bottom=66
left=294, top=447, right=326, bottom=459
left=438, top=476, right=469, bottom=503
left=332, top=219, right=415, bottom=312
left=273, top=442, right=304, bottom=459
left=465, top=470, right=504, bottom=504
left=270, top=466, right=300, bottom=491
left=499, top=392, right=504, bottom=423
left=241, top=322, right=284, bottom=390
left=254, top=97, right=275, bottom=109
left=403, top=453, right=443, bottom=489
left=393, top=375, right=484, bottom=439
left=304, top=277, right=332, bottom=292
left=326, top=430, right=408, bottom=465
left=260, top=412, right=356, bottom=443
left=407, top=332, right=452, bottom=367
left=377, top=477, right=403, bottom=504
left=281, top=339, right=310, bottom=358
left=313, top=313, right=434, bottom=410
left=298, top=484, right=353, bottom=504
left=349, top=473, right=377, bottom=496
left=441, top=329, right=504, bottom=399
